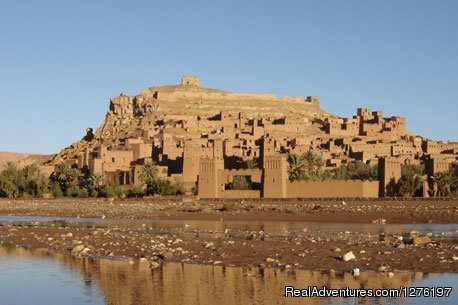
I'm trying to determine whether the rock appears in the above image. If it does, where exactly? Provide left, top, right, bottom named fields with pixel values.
left=342, top=251, right=356, bottom=262
left=413, top=236, right=431, bottom=245
left=203, top=242, right=214, bottom=248
left=352, top=268, right=360, bottom=276
left=332, top=247, right=341, bottom=252
left=452, top=256, right=458, bottom=261
left=71, top=245, right=85, bottom=253
left=397, top=243, right=406, bottom=249
left=265, top=258, right=276, bottom=263
left=378, top=265, right=388, bottom=272
left=410, top=230, right=420, bottom=237
left=359, top=250, right=366, bottom=254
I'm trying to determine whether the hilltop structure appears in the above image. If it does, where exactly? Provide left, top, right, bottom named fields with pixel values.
left=41, top=76, right=458, bottom=198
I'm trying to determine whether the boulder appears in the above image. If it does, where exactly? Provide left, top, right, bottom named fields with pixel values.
left=413, top=236, right=431, bottom=245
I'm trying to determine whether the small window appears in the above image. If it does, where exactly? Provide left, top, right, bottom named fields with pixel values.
left=112, top=158, right=115, bottom=163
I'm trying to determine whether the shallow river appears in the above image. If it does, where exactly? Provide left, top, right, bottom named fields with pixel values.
left=0, top=246, right=456, bottom=305
left=1, top=215, right=457, bottom=239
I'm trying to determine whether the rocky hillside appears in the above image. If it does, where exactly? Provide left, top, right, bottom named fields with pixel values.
left=52, top=77, right=330, bottom=164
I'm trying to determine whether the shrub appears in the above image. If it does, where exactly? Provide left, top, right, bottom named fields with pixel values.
left=150, top=179, right=184, bottom=195
left=99, top=186, right=117, bottom=198
left=128, top=185, right=145, bottom=198
left=49, top=181, right=64, bottom=198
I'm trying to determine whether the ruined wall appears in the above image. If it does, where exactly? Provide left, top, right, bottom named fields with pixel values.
left=287, top=180, right=379, bottom=198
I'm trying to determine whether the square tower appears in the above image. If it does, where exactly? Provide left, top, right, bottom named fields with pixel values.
left=181, top=76, right=200, bottom=87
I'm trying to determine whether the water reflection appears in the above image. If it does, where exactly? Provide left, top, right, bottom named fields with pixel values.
left=1, top=215, right=457, bottom=239
left=0, top=246, right=104, bottom=305
left=1, top=246, right=456, bottom=305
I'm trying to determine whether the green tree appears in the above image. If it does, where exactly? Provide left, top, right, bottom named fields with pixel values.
left=51, top=164, right=83, bottom=195
left=287, top=154, right=306, bottom=181
left=432, top=171, right=453, bottom=197
left=302, top=149, right=324, bottom=178
left=245, top=159, right=258, bottom=169
left=140, top=161, right=159, bottom=194
left=0, top=162, right=23, bottom=198
left=397, top=174, right=423, bottom=197
left=346, top=161, right=377, bottom=181
left=450, top=162, right=458, bottom=195
left=396, top=164, right=425, bottom=197
left=89, top=172, right=104, bottom=189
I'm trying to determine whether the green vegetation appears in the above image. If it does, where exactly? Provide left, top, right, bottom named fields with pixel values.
left=321, top=160, right=378, bottom=181
left=287, top=151, right=377, bottom=182
left=0, top=162, right=48, bottom=198
left=0, top=161, right=183, bottom=199
left=396, top=164, right=425, bottom=197
left=426, top=162, right=457, bottom=198
left=245, top=158, right=259, bottom=169
left=139, top=161, right=183, bottom=196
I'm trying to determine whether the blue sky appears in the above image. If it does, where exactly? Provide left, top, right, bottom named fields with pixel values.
left=0, top=0, right=457, bottom=154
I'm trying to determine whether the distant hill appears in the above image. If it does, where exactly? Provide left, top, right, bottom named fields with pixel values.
left=0, top=152, right=30, bottom=169
left=0, top=152, right=55, bottom=169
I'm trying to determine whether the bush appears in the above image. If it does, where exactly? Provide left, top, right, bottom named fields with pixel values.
left=99, top=186, right=117, bottom=198
left=127, top=185, right=145, bottom=198
left=149, top=179, right=184, bottom=196
left=49, top=181, right=64, bottom=198
left=115, top=187, right=125, bottom=198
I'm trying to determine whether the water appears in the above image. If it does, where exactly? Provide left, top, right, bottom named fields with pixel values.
left=0, top=246, right=456, bottom=305
left=0, top=247, right=105, bottom=305
left=1, top=215, right=457, bottom=239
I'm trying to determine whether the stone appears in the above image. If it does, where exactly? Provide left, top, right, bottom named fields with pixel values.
left=397, top=243, right=406, bottom=249
left=352, top=268, right=360, bottom=276
left=412, top=236, right=431, bottom=245
left=342, top=251, right=356, bottom=262
left=378, top=265, right=388, bottom=272
left=265, top=258, right=276, bottom=263
left=71, top=245, right=85, bottom=253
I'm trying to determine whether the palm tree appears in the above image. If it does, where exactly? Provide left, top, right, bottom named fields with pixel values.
left=398, top=173, right=423, bottom=197
left=140, top=161, right=159, bottom=186
left=53, top=164, right=82, bottom=192
left=432, top=172, right=453, bottom=197
left=245, top=159, right=258, bottom=169
left=23, top=164, right=38, bottom=180
left=303, top=149, right=324, bottom=176
left=287, top=154, right=306, bottom=181
left=89, top=173, right=104, bottom=190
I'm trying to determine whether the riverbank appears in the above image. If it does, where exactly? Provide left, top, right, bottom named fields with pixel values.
left=0, top=198, right=457, bottom=274
left=0, top=197, right=457, bottom=223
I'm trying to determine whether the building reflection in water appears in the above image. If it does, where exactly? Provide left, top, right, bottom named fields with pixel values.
left=0, top=246, right=435, bottom=305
